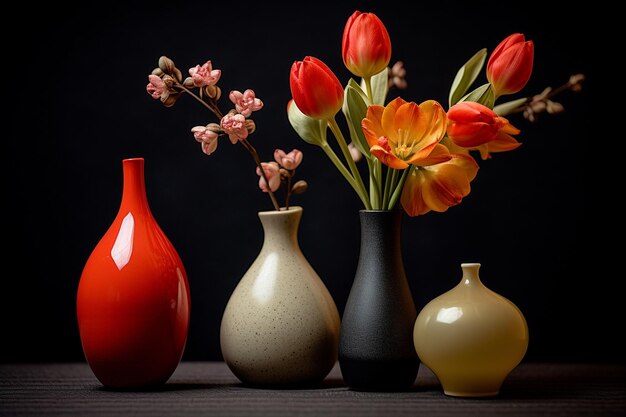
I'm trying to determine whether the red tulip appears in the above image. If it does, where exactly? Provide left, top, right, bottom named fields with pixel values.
left=447, top=101, right=521, bottom=160
left=290, top=56, right=344, bottom=120
left=342, top=10, right=392, bottom=79
left=487, top=33, right=534, bottom=97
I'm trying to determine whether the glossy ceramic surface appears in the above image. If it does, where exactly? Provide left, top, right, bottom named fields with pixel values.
left=77, top=158, right=190, bottom=388
left=413, top=263, right=528, bottom=397
left=220, top=206, right=340, bottom=386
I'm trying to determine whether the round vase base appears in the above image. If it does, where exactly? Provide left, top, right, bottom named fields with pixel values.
left=339, top=357, right=419, bottom=392
left=443, top=389, right=500, bottom=397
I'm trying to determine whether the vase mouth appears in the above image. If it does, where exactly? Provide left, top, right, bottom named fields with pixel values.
left=123, top=157, right=145, bottom=162
left=461, top=262, right=481, bottom=268
left=359, top=209, right=402, bottom=213
left=258, top=206, right=303, bottom=216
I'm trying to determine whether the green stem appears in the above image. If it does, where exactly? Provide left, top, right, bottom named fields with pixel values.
left=327, top=118, right=371, bottom=209
left=363, top=76, right=374, bottom=105
left=382, top=165, right=392, bottom=207
left=388, top=168, right=409, bottom=210
left=388, top=168, right=400, bottom=208
left=321, top=143, right=370, bottom=209
left=372, top=157, right=383, bottom=210
left=367, top=157, right=381, bottom=209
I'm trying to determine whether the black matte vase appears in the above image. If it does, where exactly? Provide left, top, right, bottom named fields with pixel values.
left=338, top=209, right=419, bottom=391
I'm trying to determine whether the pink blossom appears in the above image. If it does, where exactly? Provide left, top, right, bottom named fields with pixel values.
left=274, top=149, right=303, bottom=170
left=256, top=162, right=281, bottom=193
left=220, top=113, right=248, bottom=143
left=191, top=125, right=219, bottom=155
left=188, top=60, right=221, bottom=87
left=229, top=89, right=264, bottom=117
left=146, top=74, right=167, bottom=99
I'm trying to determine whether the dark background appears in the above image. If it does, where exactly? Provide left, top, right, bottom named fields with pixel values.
left=4, top=1, right=612, bottom=363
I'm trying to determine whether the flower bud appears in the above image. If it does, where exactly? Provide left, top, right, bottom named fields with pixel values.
left=546, top=100, right=564, bottom=114
left=162, top=92, right=180, bottom=108
left=245, top=119, right=256, bottom=134
left=183, top=77, right=195, bottom=88
left=279, top=168, right=290, bottom=180
left=290, top=56, right=344, bottom=119
left=291, top=180, right=308, bottom=194
left=342, top=11, right=392, bottom=79
left=162, top=75, right=175, bottom=88
left=173, top=67, right=183, bottom=83
left=205, top=85, right=221, bottom=100
left=486, top=33, right=534, bottom=97
left=158, top=56, right=176, bottom=74
left=151, top=68, right=164, bottom=76
left=569, top=73, right=585, bottom=92
left=206, top=123, right=222, bottom=134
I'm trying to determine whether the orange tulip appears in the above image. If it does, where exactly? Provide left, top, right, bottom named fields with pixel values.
left=447, top=101, right=521, bottom=160
left=290, top=56, right=344, bottom=120
left=400, top=154, right=479, bottom=217
left=361, top=97, right=451, bottom=169
left=342, top=11, right=392, bottom=79
left=487, top=33, right=534, bottom=97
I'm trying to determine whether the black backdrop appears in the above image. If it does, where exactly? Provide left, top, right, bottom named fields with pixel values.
left=4, top=1, right=613, bottom=363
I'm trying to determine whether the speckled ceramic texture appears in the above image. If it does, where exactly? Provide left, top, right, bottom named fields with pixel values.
left=413, top=263, right=529, bottom=397
left=220, top=206, right=340, bottom=386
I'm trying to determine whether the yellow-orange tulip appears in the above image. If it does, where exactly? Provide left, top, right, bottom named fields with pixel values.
left=362, top=97, right=451, bottom=169
left=400, top=154, right=479, bottom=217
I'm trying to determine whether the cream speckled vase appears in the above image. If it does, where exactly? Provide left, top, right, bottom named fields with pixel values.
left=220, top=206, right=340, bottom=386
left=413, top=263, right=528, bottom=397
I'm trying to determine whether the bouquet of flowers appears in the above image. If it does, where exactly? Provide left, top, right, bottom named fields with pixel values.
left=287, top=11, right=583, bottom=216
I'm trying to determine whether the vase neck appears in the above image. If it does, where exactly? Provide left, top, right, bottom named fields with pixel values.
left=460, top=263, right=484, bottom=287
left=119, top=158, right=151, bottom=214
left=258, top=206, right=302, bottom=250
left=358, top=210, right=403, bottom=256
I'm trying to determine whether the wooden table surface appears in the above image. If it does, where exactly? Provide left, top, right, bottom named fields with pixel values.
left=1, top=362, right=625, bottom=416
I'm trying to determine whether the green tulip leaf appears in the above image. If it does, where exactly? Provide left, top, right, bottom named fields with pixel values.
left=287, top=100, right=328, bottom=146
left=460, top=83, right=495, bottom=109
left=493, top=97, right=528, bottom=116
left=449, top=48, right=487, bottom=107
left=343, top=79, right=371, bottom=158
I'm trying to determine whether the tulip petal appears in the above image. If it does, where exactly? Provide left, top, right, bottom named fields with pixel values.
left=449, top=154, right=479, bottom=181
left=407, top=144, right=451, bottom=166
left=290, top=56, right=344, bottom=119
left=475, top=132, right=521, bottom=160
left=380, top=97, right=406, bottom=143
left=449, top=122, right=498, bottom=147
left=401, top=168, right=430, bottom=217
left=415, top=100, right=448, bottom=147
left=488, top=132, right=522, bottom=153
left=362, top=105, right=385, bottom=148
left=370, top=145, right=409, bottom=169
left=400, top=154, right=479, bottom=217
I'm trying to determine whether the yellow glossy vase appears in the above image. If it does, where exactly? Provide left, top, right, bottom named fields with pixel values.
left=413, top=263, right=528, bottom=397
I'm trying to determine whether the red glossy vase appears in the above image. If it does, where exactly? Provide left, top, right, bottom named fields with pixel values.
left=77, top=157, right=190, bottom=388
